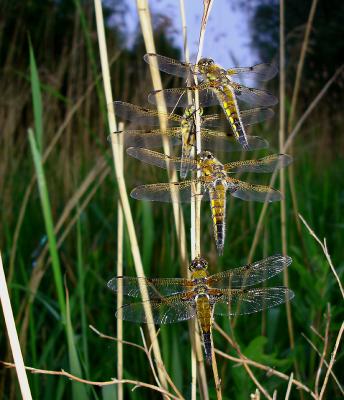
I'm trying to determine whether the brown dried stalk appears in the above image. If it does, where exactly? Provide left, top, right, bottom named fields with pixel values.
left=0, top=361, right=181, bottom=400
left=93, top=0, right=168, bottom=389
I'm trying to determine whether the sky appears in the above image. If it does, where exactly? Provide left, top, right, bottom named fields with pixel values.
left=122, top=0, right=259, bottom=68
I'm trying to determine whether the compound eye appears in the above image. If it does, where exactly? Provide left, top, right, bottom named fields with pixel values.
left=207, top=154, right=212, bottom=159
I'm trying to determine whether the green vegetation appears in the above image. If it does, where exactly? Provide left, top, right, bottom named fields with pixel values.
left=0, top=1, right=343, bottom=399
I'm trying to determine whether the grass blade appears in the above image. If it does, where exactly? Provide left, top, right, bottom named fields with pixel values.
left=29, top=41, right=43, bottom=153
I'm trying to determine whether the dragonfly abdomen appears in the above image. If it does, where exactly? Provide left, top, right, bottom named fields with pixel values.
left=209, top=183, right=226, bottom=254
left=216, top=86, right=248, bottom=149
left=195, top=294, right=213, bottom=363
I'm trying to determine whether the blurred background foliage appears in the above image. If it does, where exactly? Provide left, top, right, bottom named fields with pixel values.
left=0, top=0, right=343, bottom=399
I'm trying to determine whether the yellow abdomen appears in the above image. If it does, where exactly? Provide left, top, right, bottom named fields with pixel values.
left=209, top=183, right=226, bottom=254
left=216, top=86, right=248, bottom=148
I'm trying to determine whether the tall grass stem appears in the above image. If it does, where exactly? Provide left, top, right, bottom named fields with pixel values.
left=0, top=253, right=33, bottom=400
left=93, top=0, right=168, bottom=389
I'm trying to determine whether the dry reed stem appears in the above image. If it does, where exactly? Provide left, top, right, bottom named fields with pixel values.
left=214, top=322, right=316, bottom=397
left=298, top=214, right=344, bottom=299
left=287, top=0, right=319, bottom=269
left=136, top=0, right=188, bottom=268
left=93, top=0, right=168, bottom=389
left=193, top=3, right=222, bottom=399
left=0, top=253, right=32, bottom=400
left=285, top=373, right=294, bottom=400
left=116, top=125, right=124, bottom=400
left=0, top=361, right=181, bottom=400
left=178, top=2, right=208, bottom=399
left=247, top=64, right=344, bottom=263
left=279, top=0, right=297, bottom=375
left=314, top=304, right=330, bottom=397
left=318, top=322, right=344, bottom=400
left=301, top=334, right=344, bottom=395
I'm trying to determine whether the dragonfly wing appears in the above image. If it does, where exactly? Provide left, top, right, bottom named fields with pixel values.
left=116, top=129, right=180, bottom=148
left=232, top=83, right=278, bottom=107
left=207, top=255, right=292, bottom=288
left=127, top=147, right=198, bottom=171
left=130, top=180, right=209, bottom=203
left=239, top=107, right=274, bottom=125
left=116, top=295, right=196, bottom=324
left=201, top=129, right=269, bottom=152
left=143, top=53, right=195, bottom=79
left=227, top=178, right=282, bottom=202
left=227, top=63, right=278, bottom=82
left=113, top=101, right=180, bottom=127
left=148, top=87, right=219, bottom=108
left=212, top=287, right=294, bottom=316
left=107, top=276, right=193, bottom=298
left=224, top=154, right=293, bottom=173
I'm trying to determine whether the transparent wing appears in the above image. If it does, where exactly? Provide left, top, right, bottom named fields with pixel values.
left=107, top=276, right=193, bottom=298
left=227, top=63, right=278, bottom=82
left=201, top=130, right=269, bottom=152
left=130, top=180, right=209, bottom=203
left=116, top=295, right=196, bottom=324
left=148, top=86, right=219, bottom=108
left=143, top=53, right=196, bottom=79
left=227, top=178, right=282, bottom=202
left=116, top=128, right=181, bottom=148
left=202, top=107, right=274, bottom=128
left=113, top=101, right=181, bottom=127
left=126, top=147, right=198, bottom=171
left=212, top=287, right=294, bottom=316
left=224, top=154, right=293, bottom=173
left=207, top=255, right=292, bottom=289
left=231, top=83, right=278, bottom=107
left=239, top=107, right=275, bottom=125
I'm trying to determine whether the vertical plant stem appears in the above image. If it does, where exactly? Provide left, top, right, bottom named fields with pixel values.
left=93, top=0, right=168, bottom=390
left=194, top=2, right=222, bottom=399
left=178, top=2, right=202, bottom=399
left=0, top=252, right=33, bottom=400
left=287, top=0, right=318, bottom=270
left=116, top=125, right=124, bottom=400
left=279, top=0, right=296, bottom=358
left=136, top=0, right=188, bottom=268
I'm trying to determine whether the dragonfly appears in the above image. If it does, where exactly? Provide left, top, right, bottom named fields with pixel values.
left=144, top=53, right=278, bottom=149
left=128, top=148, right=292, bottom=253
left=113, top=101, right=273, bottom=178
left=108, top=255, right=294, bottom=363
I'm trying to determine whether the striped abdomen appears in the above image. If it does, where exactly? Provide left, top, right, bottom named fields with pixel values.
left=209, top=182, right=226, bottom=254
left=215, top=86, right=248, bottom=148
left=195, top=294, right=213, bottom=363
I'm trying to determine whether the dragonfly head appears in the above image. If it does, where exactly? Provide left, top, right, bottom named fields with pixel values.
left=199, top=151, right=215, bottom=162
left=189, top=257, right=208, bottom=272
left=197, top=58, right=215, bottom=73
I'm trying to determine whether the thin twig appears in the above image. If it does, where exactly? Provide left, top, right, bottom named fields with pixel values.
left=301, top=333, right=344, bottom=395
left=319, top=323, right=344, bottom=400
left=214, top=323, right=315, bottom=398
left=0, top=254, right=32, bottom=400
left=299, top=214, right=344, bottom=299
left=214, top=324, right=272, bottom=400
left=0, top=361, right=181, bottom=400
left=315, top=304, right=330, bottom=397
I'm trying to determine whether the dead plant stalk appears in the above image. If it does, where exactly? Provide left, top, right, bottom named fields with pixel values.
left=93, top=0, right=168, bottom=390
